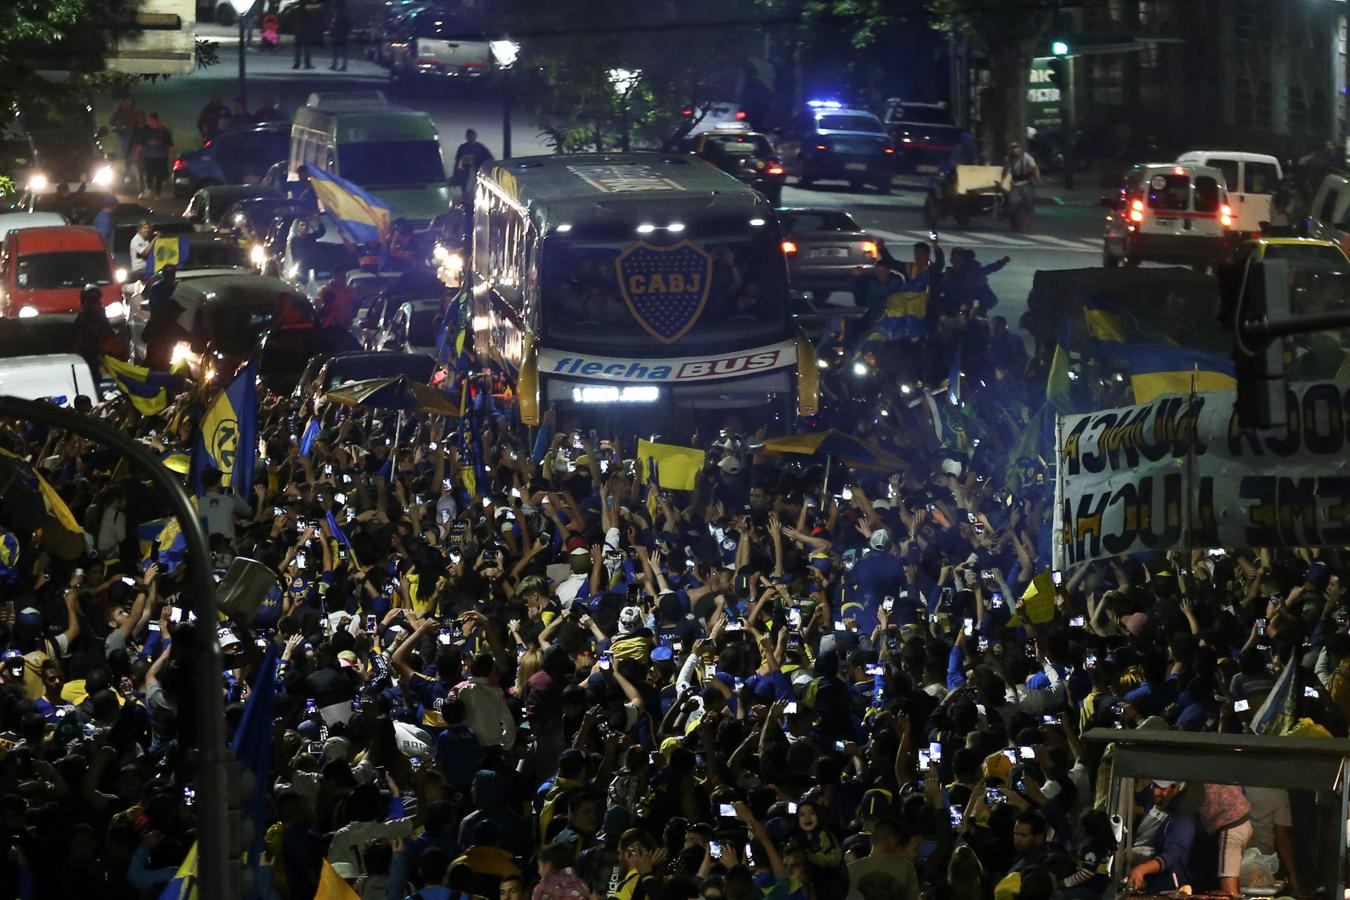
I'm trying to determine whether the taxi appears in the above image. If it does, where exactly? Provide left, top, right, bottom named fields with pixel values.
left=1226, top=235, right=1349, bottom=268
left=683, top=128, right=785, bottom=204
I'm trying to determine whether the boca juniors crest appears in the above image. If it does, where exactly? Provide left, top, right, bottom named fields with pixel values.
left=614, top=240, right=714, bottom=344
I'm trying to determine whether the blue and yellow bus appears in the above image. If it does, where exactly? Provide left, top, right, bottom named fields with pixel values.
left=468, top=152, right=818, bottom=425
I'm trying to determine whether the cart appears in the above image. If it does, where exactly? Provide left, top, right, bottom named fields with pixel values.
left=923, top=164, right=1008, bottom=229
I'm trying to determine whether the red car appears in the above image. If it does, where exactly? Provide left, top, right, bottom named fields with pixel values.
left=0, top=225, right=123, bottom=319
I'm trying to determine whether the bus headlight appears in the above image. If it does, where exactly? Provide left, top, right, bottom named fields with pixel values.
left=851, top=360, right=870, bottom=378
left=26, top=173, right=47, bottom=192
left=250, top=244, right=266, bottom=266
left=92, top=165, right=114, bottom=187
left=104, top=300, right=127, bottom=319
left=17, top=306, right=38, bottom=318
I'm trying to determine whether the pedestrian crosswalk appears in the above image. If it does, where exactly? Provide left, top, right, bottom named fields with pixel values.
left=870, top=228, right=1100, bottom=254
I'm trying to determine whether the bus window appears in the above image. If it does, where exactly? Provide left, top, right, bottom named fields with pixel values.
left=541, top=228, right=786, bottom=349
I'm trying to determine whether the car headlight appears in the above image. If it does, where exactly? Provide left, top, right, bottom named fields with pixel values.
left=17, top=306, right=38, bottom=318
left=287, top=263, right=299, bottom=280
left=170, top=341, right=194, bottom=366
left=250, top=244, right=266, bottom=265
left=26, top=173, right=47, bottom=192
left=851, top=360, right=870, bottom=377
left=104, top=300, right=127, bottom=319
left=92, top=165, right=114, bottom=187
left=114, top=267, right=127, bottom=284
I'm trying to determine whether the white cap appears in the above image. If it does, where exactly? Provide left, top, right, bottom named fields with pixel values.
left=718, top=457, right=742, bottom=475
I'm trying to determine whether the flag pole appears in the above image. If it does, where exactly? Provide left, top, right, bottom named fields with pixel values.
left=822, top=453, right=832, bottom=499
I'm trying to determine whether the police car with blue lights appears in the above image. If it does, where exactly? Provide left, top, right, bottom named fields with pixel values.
left=775, top=100, right=895, bottom=193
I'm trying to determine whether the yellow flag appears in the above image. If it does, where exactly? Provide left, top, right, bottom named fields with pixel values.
left=153, top=236, right=181, bottom=269
left=34, top=472, right=83, bottom=535
left=636, top=439, right=704, bottom=492
left=314, top=859, right=361, bottom=900
left=1018, top=570, right=1058, bottom=625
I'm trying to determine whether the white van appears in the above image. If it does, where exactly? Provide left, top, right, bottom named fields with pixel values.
left=1176, top=151, right=1282, bottom=236
left=1306, top=173, right=1350, bottom=257
left=0, top=353, right=98, bottom=405
left=1103, top=163, right=1233, bottom=269
left=289, top=91, right=449, bottom=231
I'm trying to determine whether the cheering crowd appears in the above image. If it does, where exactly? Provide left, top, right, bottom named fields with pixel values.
left=0, top=244, right=1345, bottom=900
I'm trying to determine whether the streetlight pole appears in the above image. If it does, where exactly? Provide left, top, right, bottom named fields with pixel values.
left=0, top=396, right=230, bottom=898
left=489, top=40, right=520, bottom=160
left=231, top=0, right=256, bottom=109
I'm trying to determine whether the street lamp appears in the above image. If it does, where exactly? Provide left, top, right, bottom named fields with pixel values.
left=230, top=0, right=257, bottom=109
left=491, top=40, right=520, bottom=159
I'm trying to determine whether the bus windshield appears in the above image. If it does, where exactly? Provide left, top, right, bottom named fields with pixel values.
left=338, top=141, right=445, bottom=187
left=542, top=229, right=787, bottom=351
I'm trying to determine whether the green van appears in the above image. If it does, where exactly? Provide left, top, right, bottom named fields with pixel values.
left=289, top=91, right=450, bottom=229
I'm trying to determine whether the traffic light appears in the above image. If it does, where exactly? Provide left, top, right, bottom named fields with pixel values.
left=1217, top=257, right=1290, bottom=429
left=1047, top=58, right=1068, bottom=89
left=1051, top=40, right=1070, bottom=56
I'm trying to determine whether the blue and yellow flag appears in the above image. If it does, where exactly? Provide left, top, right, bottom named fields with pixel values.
left=1046, top=319, right=1073, bottom=411
left=636, top=439, right=704, bottom=492
left=0, top=448, right=84, bottom=536
left=190, top=359, right=258, bottom=496
left=302, top=163, right=392, bottom=245
left=1112, top=343, right=1236, bottom=404
left=148, top=236, right=189, bottom=276
left=103, top=355, right=185, bottom=416
left=866, top=287, right=930, bottom=343
left=156, top=841, right=197, bottom=900
left=1081, top=304, right=1127, bottom=343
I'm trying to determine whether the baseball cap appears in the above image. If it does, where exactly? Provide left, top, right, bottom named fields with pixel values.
left=651, top=645, right=674, bottom=662
left=718, top=457, right=742, bottom=476
left=565, top=536, right=589, bottom=553
left=1151, top=779, right=1184, bottom=789
left=568, top=546, right=590, bottom=558
left=869, top=529, right=892, bottom=550
left=337, top=650, right=360, bottom=670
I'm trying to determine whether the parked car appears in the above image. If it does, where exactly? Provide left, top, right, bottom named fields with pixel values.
left=184, top=184, right=283, bottom=231
left=172, top=122, right=291, bottom=199
left=681, top=101, right=750, bottom=136
left=377, top=297, right=442, bottom=355
left=0, top=212, right=67, bottom=243
left=881, top=99, right=961, bottom=174
left=130, top=270, right=310, bottom=379
left=0, top=353, right=98, bottom=405
left=217, top=196, right=308, bottom=268
left=258, top=324, right=362, bottom=396
left=0, top=225, right=123, bottom=319
left=386, top=6, right=491, bottom=86
left=301, top=350, right=436, bottom=404
left=777, top=101, right=895, bottom=193
left=777, top=208, right=879, bottom=301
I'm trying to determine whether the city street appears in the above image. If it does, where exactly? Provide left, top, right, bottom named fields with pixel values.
left=98, top=25, right=1109, bottom=331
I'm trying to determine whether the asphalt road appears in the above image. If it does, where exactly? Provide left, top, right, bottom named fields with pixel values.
left=96, top=26, right=1110, bottom=332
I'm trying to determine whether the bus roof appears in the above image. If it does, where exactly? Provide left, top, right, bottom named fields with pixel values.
left=482, top=152, right=770, bottom=225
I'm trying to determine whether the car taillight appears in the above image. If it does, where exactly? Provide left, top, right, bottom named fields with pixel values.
left=735, top=111, right=747, bottom=120
left=1129, top=198, right=1144, bottom=223
left=883, top=146, right=895, bottom=155
left=861, top=241, right=878, bottom=257
left=782, top=240, right=798, bottom=255
left=681, top=108, right=693, bottom=117
left=766, top=162, right=784, bottom=176
left=1220, top=203, right=1234, bottom=227
left=173, top=159, right=185, bottom=172
left=815, top=143, right=829, bottom=151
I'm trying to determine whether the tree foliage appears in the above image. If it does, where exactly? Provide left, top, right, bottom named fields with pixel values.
left=0, top=0, right=141, bottom=123
left=497, top=0, right=764, bottom=152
